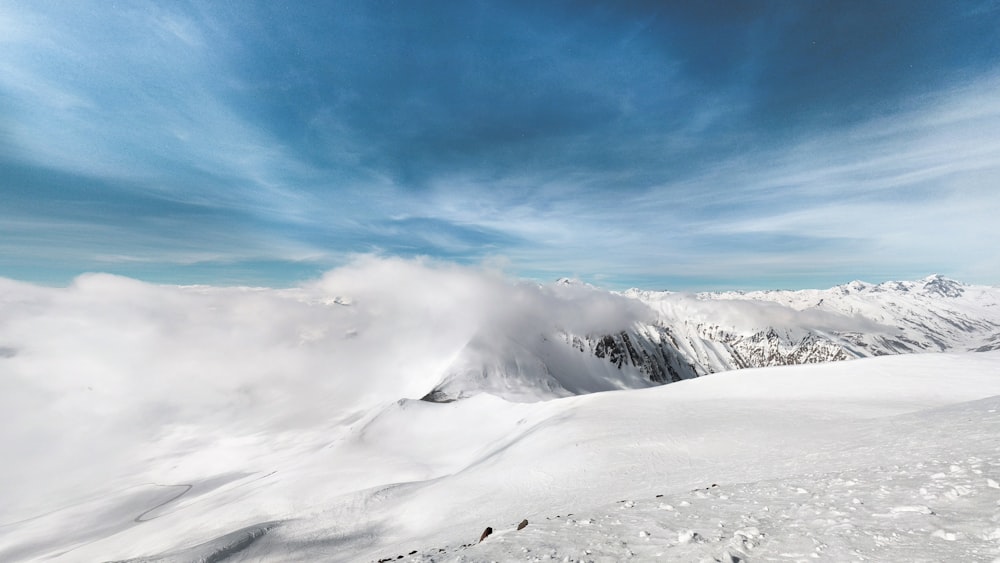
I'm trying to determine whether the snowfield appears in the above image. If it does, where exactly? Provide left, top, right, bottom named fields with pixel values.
left=2, top=352, right=1000, bottom=562
left=2, top=263, right=1000, bottom=562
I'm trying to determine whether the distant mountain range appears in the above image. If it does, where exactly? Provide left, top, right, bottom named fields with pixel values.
left=423, top=275, right=1000, bottom=402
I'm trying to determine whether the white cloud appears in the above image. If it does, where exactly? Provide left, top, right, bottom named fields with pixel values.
left=647, top=292, right=891, bottom=335
left=0, top=1, right=329, bottom=226
left=411, top=73, right=1000, bottom=288
left=0, top=257, right=653, bottom=512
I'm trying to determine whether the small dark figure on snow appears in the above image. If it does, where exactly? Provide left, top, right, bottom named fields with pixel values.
left=479, top=526, right=493, bottom=542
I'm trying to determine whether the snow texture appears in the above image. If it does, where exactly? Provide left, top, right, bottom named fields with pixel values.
left=2, top=350, right=1000, bottom=562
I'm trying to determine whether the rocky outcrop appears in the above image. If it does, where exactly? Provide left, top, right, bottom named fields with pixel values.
left=585, top=329, right=698, bottom=383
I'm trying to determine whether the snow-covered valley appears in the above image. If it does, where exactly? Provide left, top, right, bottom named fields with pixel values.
left=2, top=260, right=999, bottom=562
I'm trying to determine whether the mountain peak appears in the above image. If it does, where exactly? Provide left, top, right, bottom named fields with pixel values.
left=920, top=274, right=964, bottom=298
left=836, top=280, right=872, bottom=295
left=554, top=277, right=599, bottom=289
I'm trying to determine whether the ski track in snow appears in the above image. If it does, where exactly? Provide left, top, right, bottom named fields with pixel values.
left=133, top=484, right=193, bottom=523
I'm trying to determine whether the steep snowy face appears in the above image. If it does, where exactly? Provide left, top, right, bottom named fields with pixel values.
left=624, top=275, right=1000, bottom=375
left=420, top=325, right=700, bottom=403
left=919, top=273, right=966, bottom=298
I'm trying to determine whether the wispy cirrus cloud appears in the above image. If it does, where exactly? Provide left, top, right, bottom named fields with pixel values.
left=1, top=1, right=998, bottom=289
left=406, top=73, right=1000, bottom=289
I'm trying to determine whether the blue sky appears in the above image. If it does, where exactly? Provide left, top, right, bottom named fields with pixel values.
left=2, top=1, right=999, bottom=290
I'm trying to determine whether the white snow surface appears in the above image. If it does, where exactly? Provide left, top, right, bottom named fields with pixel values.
left=3, top=262, right=1000, bottom=562
left=3, top=350, right=1000, bottom=562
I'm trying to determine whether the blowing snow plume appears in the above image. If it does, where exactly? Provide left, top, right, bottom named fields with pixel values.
left=0, top=257, right=655, bottom=518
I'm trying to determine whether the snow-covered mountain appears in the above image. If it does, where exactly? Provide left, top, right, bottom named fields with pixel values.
left=419, top=324, right=699, bottom=403
left=423, top=275, right=1000, bottom=401
left=625, top=274, right=1000, bottom=371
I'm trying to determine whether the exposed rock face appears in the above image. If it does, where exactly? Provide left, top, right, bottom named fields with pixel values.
left=974, top=333, right=1000, bottom=352
left=570, top=320, right=855, bottom=385
left=587, top=330, right=695, bottom=383
left=921, top=274, right=965, bottom=298
left=729, top=329, right=852, bottom=367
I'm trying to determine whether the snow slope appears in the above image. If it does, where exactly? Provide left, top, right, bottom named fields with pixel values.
left=3, top=352, right=1000, bottom=562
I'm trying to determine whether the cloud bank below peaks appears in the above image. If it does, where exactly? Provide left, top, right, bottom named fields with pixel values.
left=637, top=291, right=892, bottom=337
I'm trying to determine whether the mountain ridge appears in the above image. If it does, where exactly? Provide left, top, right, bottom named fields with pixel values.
left=422, top=275, right=1000, bottom=402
